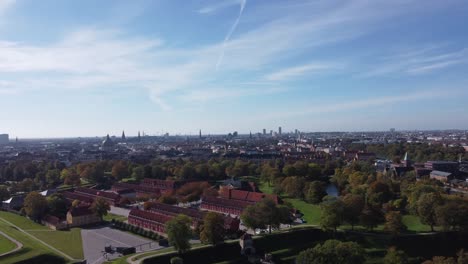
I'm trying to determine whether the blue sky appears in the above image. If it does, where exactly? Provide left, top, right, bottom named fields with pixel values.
left=0, top=0, right=468, bottom=138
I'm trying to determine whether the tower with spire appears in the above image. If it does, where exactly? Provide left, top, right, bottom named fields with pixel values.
left=199, top=129, right=202, bottom=139
left=121, top=130, right=126, bottom=141
left=137, top=131, right=141, bottom=141
left=403, top=152, right=411, bottom=168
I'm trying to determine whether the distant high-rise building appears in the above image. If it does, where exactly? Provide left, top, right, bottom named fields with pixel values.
left=278, top=126, right=282, bottom=135
left=137, top=131, right=141, bottom=141
left=122, top=130, right=126, bottom=140
left=263, top=129, right=266, bottom=135
left=0, top=134, right=9, bottom=144
left=270, top=130, right=273, bottom=136
left=199, top=129, right=202, bottom=139
left=295, top=129, right=298, bottom=135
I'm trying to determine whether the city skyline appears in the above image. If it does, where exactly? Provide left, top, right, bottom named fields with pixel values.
left=1, top=0, right=468, bottom=138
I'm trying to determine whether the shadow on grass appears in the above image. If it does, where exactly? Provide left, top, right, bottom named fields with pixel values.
left=13, top=253, right=66, bottom=264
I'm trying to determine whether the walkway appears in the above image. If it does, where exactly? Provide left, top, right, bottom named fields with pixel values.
left=0, top=230, right=23, bottom=257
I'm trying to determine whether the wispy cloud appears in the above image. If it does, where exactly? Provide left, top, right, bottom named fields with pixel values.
left=260, top=88, right=465, bottom=120
left=360, top=46, right=468, bottom=77
left=198, top=0, right=242, bottom=14
left=216, top=0, right=246, bottom=70
left=265, top=63, right=341, bottom=81
left=0, top=0, right=15, bottom=13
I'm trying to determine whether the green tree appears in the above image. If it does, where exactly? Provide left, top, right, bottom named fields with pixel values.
left=23, top=191, right=48, bottom=221
left=241, top=198, right=290, bottom=234
left=0, top=186, right=10, bottom=202
left=112, top=161, right=129, bottom=180
left=47, top=193, right=68, bottom=218
left=320, top=197, right=344, bottom=232
left=131, top=166, right=145, bottom=181
left=46, top=169, right=61, bottom=187
left=341, top=194, right=364, bottom=230
left=170, top=256, right=184, bottom=264
left=360, top=206, right=382, bottom=231
left=200, top=212, right=225, bottom=245
left=90, top=197, right=110, bottom=221
left=417, top=193, right=442, bottom=231
left=304, top=181, right=327, bottom=204
left=435, top=200, right=468, bottom=231
left=383, top=247, right=408, bottom=264
left=296, top=239, right=365, bottom=264
left=166, top=214, right=192, bottom=254
left=384, top=211, right=407, bottom=235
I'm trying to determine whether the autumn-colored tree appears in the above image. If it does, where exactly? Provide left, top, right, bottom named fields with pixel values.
left=90, top=197, right=110, bottom=220
left=200, top=212, right=225, bottom=245
left=384, top=211, right=407, bottom=235
left=23, top=191, right=48, bottom=221
left=166, top=214, right=192, bottom=254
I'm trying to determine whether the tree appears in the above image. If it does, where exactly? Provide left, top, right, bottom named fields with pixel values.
left=23, top=191, right=48, bottom=221
left=159, top=194, right=178, bottom=205
left=47, top=193, right=68, bottom=218
left=46, top=169, right=61, bottom=187
left=384, top=211, right=407, bottom=235
left=61, top=168, right=81, bottom=186
left=304, top=181, right=327, bottom=204
left=112, top=161, right=129, bottom=180
left=341, top=194, right=364, bottom=230
left=90, top=197, right=110, bottom=221
left=296, top=239, right=365, bottom=264
left=417, top=193, right=442, bottom=231
left=320, top=197, right=344, bottom=232
left=170, top=256, right=184, bottom=264
left=200, top=212, right=225, bottom=245
left=435, top=200, right=468, bottom=231
left=360, top=206, right=382, bottom=231
left=241, top=198, right=290, bottom=234
left=0, top=186, right=10, bottom=202
left=383, top=247, right=408, bottom=264
left=131, top=166, right=145, bottom=181
left=166, top=214, right=192, bottom=254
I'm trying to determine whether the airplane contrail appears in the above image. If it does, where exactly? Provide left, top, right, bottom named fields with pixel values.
left=216, top=0, right=247, bottom=70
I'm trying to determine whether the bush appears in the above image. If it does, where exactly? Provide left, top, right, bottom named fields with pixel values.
left=170, top=256, right=183, bottom=264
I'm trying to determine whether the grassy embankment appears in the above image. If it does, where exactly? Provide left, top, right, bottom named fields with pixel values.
left=0, top=211, right=84, bottom=263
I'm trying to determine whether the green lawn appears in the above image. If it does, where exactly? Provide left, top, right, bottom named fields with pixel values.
left=259, top=180, right=322, bottom=225
left=103, top=213, right=128, bottom=222
left=402, top=215, right=431, bottom=232
left=0, top=233, right=17, bottom=255
left=0, top=211, right=49, bottom=230
left=284, top=198, right=321, bottom=225
left=28, top=228, right=83, bottom=259
left=0, top=218, right=65, bottom=263
left=0, top=211, right=83, bottom=262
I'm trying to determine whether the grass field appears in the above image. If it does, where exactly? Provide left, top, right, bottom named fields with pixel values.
left=402, top=215, right=431, bottom=232
left=0, top=211, right=84, bottom=262
left=103, top=212, right=128, bottom=222
left=259, top=180, right=322, bottom=225
left=28, top=228, right=83, bottom=259
left=0, top=233, right=16, bottom=255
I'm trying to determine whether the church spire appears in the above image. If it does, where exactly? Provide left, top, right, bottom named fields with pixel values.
left=122, top=130, right=126, bottom=140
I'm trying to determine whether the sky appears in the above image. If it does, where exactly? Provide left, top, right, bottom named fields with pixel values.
left=0, top=0, right=468, bottom=138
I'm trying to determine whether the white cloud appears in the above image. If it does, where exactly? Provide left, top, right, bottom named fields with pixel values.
left=198, top=0, right=242, bottom=14
left=265, top=63, right=340, bottom=81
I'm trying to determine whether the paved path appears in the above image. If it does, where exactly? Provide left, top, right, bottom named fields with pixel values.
left=0, top=230, right=23, bottom=257
left=81, top=226, right=157, bottom=264
left=0, top=216, right=75, bottom=261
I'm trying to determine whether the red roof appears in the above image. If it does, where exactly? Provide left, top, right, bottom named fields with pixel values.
left=129, top=209, right=172, bottom=224
left=202, top=196, right=252, bottom=209
left=142, top=178, right=176, bottom=190
left=220, top=189, right=278, bottom=204
left=63, top=191, right=94, bottom=203
left=68, top=205, right=94, bottom=217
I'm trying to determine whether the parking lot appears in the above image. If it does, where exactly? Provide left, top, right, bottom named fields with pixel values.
left=81, top=226, right=161, bottom=264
